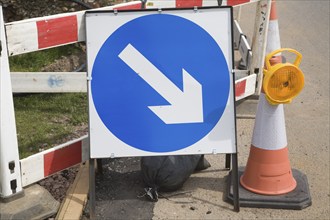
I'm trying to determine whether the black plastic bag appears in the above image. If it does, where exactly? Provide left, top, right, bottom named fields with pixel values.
left=140, top=155, right=210, bottom=201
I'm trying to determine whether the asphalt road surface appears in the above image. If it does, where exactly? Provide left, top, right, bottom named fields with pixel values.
left=91, top=1, right=329, bottom=219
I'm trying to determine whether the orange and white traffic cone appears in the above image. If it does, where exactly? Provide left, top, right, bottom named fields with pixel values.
left=234, top=0, right=311, bottom=209
left=239, top=0, right=297, bottom=195
left=227, top=0, right=311, bottom=210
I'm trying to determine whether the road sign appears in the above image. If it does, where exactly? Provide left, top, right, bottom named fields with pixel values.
left=86, top=7, right=236, bottom=158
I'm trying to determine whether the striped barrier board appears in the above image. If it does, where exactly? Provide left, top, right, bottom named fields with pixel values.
left=235, top=74, right=257, bottom=100
left=5, top=0, right=261, bottom=56
left=20, top=135, right=89, bottom=187
left=3, top=0, right=266, bottom=189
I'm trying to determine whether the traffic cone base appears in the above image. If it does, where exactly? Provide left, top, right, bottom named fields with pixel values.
left=226, top=168, right=312, bottom=209
left=240, top=146, right=297, bottom=195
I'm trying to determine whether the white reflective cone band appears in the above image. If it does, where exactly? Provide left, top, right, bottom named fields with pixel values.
left=252, top=93, right=287, bottom=150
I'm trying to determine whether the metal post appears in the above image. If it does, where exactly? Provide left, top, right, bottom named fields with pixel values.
left=231, top=153, right=240, bottom=212
left=0, top=6, right=24, bottom=201
left=225, top=154, right=231, bottom=169
left=96, top=159, right=103, bottom=175
left=89, top=158, right=96, bottom=219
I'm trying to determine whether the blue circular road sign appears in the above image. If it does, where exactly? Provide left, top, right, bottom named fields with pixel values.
left=91, top=13, right=230, bottom=153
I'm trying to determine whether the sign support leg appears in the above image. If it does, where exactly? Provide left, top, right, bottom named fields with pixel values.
left=231, top=153, right=240, bottom=212
left=89, top=158, right=96, bottom=220
left=96, top=159, right=103, bottom=175
left=225, top=154, right=231, bottom=169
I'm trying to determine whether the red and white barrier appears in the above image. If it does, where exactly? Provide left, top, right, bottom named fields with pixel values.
left=5, top=0, right=263, bottom=56
left=235, top=74, right=257, bottom=100
left=1, top=0, right=270, bottom=200
left=20, top=135, right=89, bottom=187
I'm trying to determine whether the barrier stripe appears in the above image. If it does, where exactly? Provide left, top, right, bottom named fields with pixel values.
left=20, top=135, right=88, bottom=187
left=37, top=15, right=78, bottom=49
left=5, top=21, right=39, bottom=56
left=235, top=79, right=247, bottom=97
left=114, top=2, right=142, bottom=10
left=176, top=0, right=203, bottom=7
left=43, top=141, right=82, bottom=176
left=227, top=0, right=250, bottom=6
left=235, top=74, right=257, bottom=101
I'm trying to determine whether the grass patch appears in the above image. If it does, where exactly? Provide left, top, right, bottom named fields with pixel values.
left=9, top=44, right=81, bottom=72
left=14, top=93, right=88, bottom=158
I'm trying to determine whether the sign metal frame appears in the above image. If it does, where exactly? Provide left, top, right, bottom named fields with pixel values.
left=85, top=6, right=240, bottom=217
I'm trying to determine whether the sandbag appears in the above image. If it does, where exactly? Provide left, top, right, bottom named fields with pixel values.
left=140, top=155, right=210, bottom=201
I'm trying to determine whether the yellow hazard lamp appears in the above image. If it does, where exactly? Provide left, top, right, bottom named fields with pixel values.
left=263, top=48, right=305, bottom=105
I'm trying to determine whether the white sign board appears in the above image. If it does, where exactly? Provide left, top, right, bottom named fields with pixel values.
left=86, top=7, right=236, bottom=158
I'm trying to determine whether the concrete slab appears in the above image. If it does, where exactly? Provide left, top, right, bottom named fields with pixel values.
left=0, top=184, right=59, bottom=220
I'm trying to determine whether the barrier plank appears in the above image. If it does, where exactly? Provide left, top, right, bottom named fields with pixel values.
left=11, top=72, right=87, bottom=93
left=5, top=0, right=261, bottom=56
left=20, top=135, right=88, bottom=187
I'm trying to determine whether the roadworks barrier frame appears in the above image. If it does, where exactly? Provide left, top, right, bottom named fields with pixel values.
left=0, top=0, right=272, bottom=218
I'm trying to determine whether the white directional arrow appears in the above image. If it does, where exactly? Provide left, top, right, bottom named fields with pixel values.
left=118, top=44, right=203, bottom=124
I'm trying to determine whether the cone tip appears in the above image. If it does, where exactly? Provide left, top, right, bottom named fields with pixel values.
left=270, top=0, right=278, bottom=21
